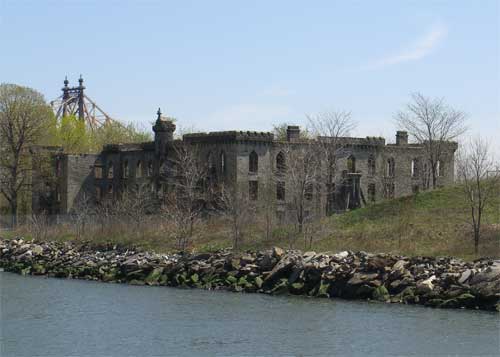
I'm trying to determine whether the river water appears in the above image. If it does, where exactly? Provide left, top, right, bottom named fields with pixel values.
left=0, top=272, right=498, bottom=356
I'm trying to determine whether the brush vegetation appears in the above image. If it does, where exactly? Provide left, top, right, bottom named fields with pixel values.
left=4, top=183, right=499, bottom=261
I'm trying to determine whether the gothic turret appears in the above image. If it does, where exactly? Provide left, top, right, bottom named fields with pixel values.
left=153, top=108, right=176, bottom=157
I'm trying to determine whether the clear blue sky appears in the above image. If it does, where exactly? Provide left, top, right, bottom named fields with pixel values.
left=1, top=1, right=499, bottom=151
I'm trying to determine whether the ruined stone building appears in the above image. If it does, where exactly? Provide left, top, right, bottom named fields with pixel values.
left=32, top=110, right=458, bottom=221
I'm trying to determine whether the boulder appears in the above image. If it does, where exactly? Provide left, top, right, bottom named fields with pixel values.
left=264, top=253, right=298, bottom=283
left=372, top=285, right=390, bottom=302
left=416, top=276, right=436, bottom=294
left=347, top=272, right=379, bottom=286
left=458, top=269, right=473, bottom=284
left=272, top=247, right=285, bottom=258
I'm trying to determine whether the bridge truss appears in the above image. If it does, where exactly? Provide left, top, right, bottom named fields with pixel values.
left=50, top=76, right=117, bottom=130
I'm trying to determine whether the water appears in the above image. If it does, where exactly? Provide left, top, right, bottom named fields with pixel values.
left=1, top=272, right=498, bottom=357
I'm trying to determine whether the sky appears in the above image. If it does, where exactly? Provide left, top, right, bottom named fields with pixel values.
left=1, top=1, right=499, bottom=152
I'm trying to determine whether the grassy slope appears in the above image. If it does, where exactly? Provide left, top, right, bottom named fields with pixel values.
left=191, top=184, right=500, bottom=260
left=311, top=184, right=500, bottom=260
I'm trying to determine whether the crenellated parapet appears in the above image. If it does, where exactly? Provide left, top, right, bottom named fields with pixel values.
left=318, top=136, right=386, bottom=147
left=183, top=131, right=274, bottom=144
left=103, top=142, right=154, bottom=152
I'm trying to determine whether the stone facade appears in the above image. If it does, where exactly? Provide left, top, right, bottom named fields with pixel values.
left=32, top=113, right=458, bottom=220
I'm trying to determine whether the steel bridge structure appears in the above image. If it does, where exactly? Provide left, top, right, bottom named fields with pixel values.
left=50, top=76, right=117, bottom=130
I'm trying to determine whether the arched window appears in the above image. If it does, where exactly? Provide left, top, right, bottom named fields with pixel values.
left=220, top=151, right=226, bottom=176
left=136, top=160, right=143, bottom=178
left=368, top=155, right=376, bottom=176
left=411, top=158, right=419, bottom=178
left=276, top=152, right=286, bottom=173
left=347, top=155, right=356, bottom=173
left=249, top=151, right=258, bottom=173
left=108, top=161, right=114, bottom=179
left=386, top=158, right=395, bottom=177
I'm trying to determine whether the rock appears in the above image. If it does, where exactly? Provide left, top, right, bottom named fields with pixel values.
left=191, top=273, right=199, bottom=284
left=272, top=247, right=285, bottom=258
left=355, top=284, right=375, bottom=299
left=32, top=263, right=46, bottom=275
left=192, top=253, right=211, bottom=261
left=372, top=286, right=390, bottom=302
left=426, top=298, right=445, bottom=307
left=254, top=276, right=264, bottom=289
left=287, top=267, right=303, bottom=284
left=456, top=293, right=476, bottom=307
left=289, top=282, right=305, bottom=294
left=31, top=245, right=44, bottom=256
left=392, top=260, right=409, bottom=271
left=270, top=278, right=289, bottom=295
left=129, top=279, right=145, bottom=286
left=458, top=269, right=473, bottom=284
left=264, top=253, right=297, bottom=283
left=347, top=272, right=379, bottom=286
left=303, top=251, right=316, bottom=262
left=256, top=254, right=275, bottom=271
left=367, top=256, right=393, bottom=271
left=416, top=276, right=436, bottom=294
left=316, top=281, right=330, bottom=298
left=332, top=251, right=349, bottom=261
left=470, top=264, right=500, bottom=285
left=1, top=238, right=498, bottom=312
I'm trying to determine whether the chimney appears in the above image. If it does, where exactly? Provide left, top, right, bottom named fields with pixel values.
left=286, top=125, right=300, bottom=142
left=396, top=131, right=408, bottom=145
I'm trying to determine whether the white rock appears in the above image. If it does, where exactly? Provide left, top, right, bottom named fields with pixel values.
left=416, top=275, right=436, bottom=294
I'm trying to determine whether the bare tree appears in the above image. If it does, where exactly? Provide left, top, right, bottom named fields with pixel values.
left=160, top=143, right=207, bottom=251
left=217, top=183, right=252, bottom=250
left=307, top=110, right=357, bottom=214
left=116, top=183, right=156, bottom=237
left=0, top=84, right=53, bottom=227
left=161, top=191, right=198, bottom=251
left=456, top=137, right=499, bottom=254
left=258, top=172, right=277, bottom=241
left=29, top=212, right=50, bottom=241
left=280, top=142, right=321, bottom=234
left=72, top=193, right=95, bottom=239
left=396, top=93, right=466, bottom=189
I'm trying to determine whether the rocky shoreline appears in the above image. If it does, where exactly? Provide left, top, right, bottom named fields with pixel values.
left=1, top=238, right=499, bottom=311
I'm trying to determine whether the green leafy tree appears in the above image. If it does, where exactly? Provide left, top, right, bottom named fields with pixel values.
left=48, top=116, right=151, bottom=153
left=48, top=114, right=91, bottom=152
left=0, top=84, right=53, bottom=226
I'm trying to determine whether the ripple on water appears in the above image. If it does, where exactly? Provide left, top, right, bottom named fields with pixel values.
left=1, top=272, right=498, bottom=357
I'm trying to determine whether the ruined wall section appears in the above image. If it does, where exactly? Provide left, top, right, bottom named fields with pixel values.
left=99, top=142, right=156, bottom=199
left=62, top=154, right=100, bottom=214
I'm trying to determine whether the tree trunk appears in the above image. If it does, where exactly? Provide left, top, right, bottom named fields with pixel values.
left=9, top=200, right=18, bottom=228
left=431, top=164, right=438, bottom=189
left=474, top=229, right=479, bottom=255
